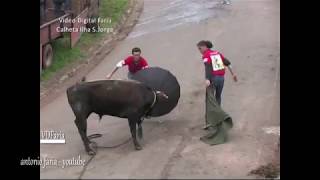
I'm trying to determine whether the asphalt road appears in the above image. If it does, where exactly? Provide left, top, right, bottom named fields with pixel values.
left=40, top=0, right=280, bottom=178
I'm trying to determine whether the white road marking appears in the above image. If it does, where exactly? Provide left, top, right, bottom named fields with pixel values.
left=262, top=126, right=280, bottom=136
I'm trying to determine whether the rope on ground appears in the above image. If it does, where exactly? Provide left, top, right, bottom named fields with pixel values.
left=78, top=133, right=132, bottom=179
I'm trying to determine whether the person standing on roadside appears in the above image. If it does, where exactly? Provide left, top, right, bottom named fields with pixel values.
left=197, top=40, right=237, bottom=106
left=222, top=0, right=231, bottom=5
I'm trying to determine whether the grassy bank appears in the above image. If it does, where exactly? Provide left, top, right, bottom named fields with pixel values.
left=41, top=0, right=129, bottom=81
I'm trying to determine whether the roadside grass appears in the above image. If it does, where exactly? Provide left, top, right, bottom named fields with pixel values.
left=41, top=0, right=129, bottom=81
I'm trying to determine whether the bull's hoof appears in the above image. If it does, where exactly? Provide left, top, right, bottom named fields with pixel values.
left=86, top=143, right=97, bottom=156
left=87, top=150, right=96, bottom=156
left=135, top=145, right=142, bottom=151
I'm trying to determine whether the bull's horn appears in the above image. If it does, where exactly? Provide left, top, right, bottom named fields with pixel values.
left=156, top=91, right=169, bottom=99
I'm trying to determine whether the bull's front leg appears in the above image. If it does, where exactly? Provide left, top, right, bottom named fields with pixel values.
left=128, top=116, right=142, bottom=150
left=75, top=118, right=96, bottom=155
left=137, top=118, right=143, bottom=139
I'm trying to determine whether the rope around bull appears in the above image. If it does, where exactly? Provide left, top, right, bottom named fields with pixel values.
left=78, top=133, right=132, bottom=179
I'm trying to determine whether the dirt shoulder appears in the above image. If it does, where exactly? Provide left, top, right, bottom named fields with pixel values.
left=40, top=0, right=144, bottom=108
left=249, top=137, right=280, bottom=179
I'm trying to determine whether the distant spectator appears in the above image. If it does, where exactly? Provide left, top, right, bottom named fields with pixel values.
left=53, top=0, right=65, bottom=16
left=222, top=0, right=231, bottom=5
left=40, top=0, right=46, bottom=24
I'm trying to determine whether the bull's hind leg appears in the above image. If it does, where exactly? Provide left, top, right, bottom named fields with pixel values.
left=75, top=117, right=96, bottom=155
left=128, top=116, right=142, bottom=150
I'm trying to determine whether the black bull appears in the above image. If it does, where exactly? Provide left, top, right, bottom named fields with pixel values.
left=67, top=79, right=168, bottom=155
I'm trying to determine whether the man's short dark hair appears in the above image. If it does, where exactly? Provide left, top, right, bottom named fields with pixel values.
left=132, top=47, right=141, bottom=54
left=197, top=40, right=213, bottom=49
